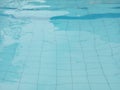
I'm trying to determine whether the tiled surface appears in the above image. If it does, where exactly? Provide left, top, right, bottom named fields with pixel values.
left=0, top=0, right=120, bottom=90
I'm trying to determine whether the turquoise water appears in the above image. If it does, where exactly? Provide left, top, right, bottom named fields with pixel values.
left=0, top=0, right=120, bottom=90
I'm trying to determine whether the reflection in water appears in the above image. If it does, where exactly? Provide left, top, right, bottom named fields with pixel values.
left=0, top=0, right=29, bottom=82
left=47, top=0, right=120, bottom=43
left=50, top=17, right=120, bottom=43
left=51, top=13, right=120, bottom=20
left=0, top=0, right=120, bottom=85
left=112, top=7, right=120, bottom=9
left=27, top=1, right=44, bottom=6
left=0, top=13, right=16, bottom=19
left=0, top=43, right=20, bottom=82
left=0, top=0, right=26, bottom=9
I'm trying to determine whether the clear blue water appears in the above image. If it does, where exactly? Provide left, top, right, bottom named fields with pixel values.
left=0, top=0, right=120, bottom=90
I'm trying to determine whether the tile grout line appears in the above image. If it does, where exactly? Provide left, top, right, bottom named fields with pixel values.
left=87, top=9, right=112, bottom=90
left=17, top=31, right=34, bottom=90
left=102, top=19, right=120, bottom=69
left=36, top=28, right=45, bottom=90
left=54, top=28, right=58, bottom=90
left=65, top=20, right=74, bottom=90
left=78, top=21, right=92, bottom=90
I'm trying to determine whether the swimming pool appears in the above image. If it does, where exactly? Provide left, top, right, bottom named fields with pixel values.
left=0, top=0, right=120, bottom=90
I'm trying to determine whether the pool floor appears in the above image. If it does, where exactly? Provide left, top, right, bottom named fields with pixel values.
left=0, top=0, right=120, bottom=90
